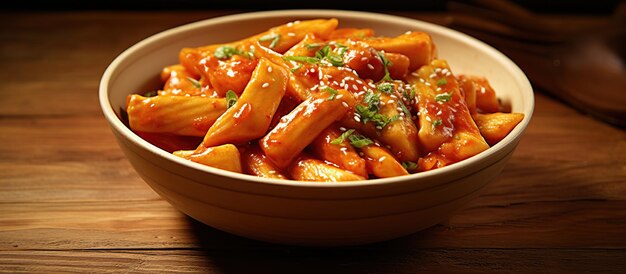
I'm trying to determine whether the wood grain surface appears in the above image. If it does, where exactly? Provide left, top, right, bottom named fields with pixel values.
left=1, top=11, right=625, bottom=273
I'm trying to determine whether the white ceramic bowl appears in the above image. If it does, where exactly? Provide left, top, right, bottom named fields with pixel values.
left=99, top=10, right=533, bottom=246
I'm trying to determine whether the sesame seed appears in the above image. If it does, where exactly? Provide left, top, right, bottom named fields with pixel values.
left=367, top=64, right=375, bottom=70
left=361, top=57, right=368, bottom=61
left=310, top=68, right=315, bottom=73
left=376, top=126, right=382, bottom=130
left=262, top=82, right=270, bottom=88
left=399, top=116, right=405, bottom=120
left=287, top=32, right=296, bottom=37
left=390, top=94, right=397, bottom=99
left=268, top=170, right=276, bottom=174
left=356, top=80, right=363, bottom=84
left=336, top=94, right=344, bottom=99
left=267, top=66, right=273, bottom=73
left=378, top=156, right=386, bottom=162
left=429, top=74, right=436, bottom=78
left=339, top=127, right=347, bottom=131
left=387, top=100, right=394, bottom=104
left=446, top=72, right=452, bottom=76
left=340, top=147, right=348, bottom=152
left=411, top=72, right=419, bottom=77
left=436, top=110, right=442, bottom=116
left=442, top=68, right=449, bottom=74
left=368, top=83, right=376, bottom=88
left=354, top=116, right=361, bottom=122
left=425, top=82, right=431, bottom=86
left=352, top=84, right=358, bottom=90
left=342, top=101, right=349, bottom=108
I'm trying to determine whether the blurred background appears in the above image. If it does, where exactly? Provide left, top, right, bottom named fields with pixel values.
left=2, top=0, right=622, bottom=14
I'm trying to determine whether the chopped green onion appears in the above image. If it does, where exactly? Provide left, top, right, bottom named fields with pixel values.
left=403, top=87, right=416, bottom=102
left=326, top=53, right=344, bottom=67
left=314, top=44, right=346, bottom=67
left=244, top=47, right=255, bottom=58
left=437, top=78, right=448, bottom=86
left=186, top=77, right=202, bottom=88
left=353, top=91, right=397, bottom=129
left=290, top=63, right=303, bottom=73
left=225, top=90, right=238, bottom=109
left=376, top=50, right=393, bottom=82
left=402, top=161, right=418, bottom=171
left=323, top=87, right=338, bottom=101
left=348, top=133, right=374, bottom=148
left=331, top=129, right=355, bottom=145
left=143, top=91, right=158, bottom=97
left=432, top=119, right=442, bottom=127
left=398, top=100, right=412, bottom=117
left=259, top=34, right=280, bottom=49
left=305, top=43, right=323, bottom=50
left=214, top=46, right=239, bottom=59
left=315, top=45, right=331, bottom=60
left=377, top=83, right=395, bottom=94
left=434, top=92, right=452, bottom=103
left=282, top=56, right=320, bottom=64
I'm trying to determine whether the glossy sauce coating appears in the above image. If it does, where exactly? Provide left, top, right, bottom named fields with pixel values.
left=127, top=19, right=524, bottom=181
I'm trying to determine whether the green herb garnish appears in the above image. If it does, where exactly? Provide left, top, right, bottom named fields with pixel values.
left=305, top=43, right=323, bottom=50
left=315, top=45, right=346, bottom=67
left=214, top=45, right=253, bottom=60
left=437, top=78, right=448, bottom=86
left=432, top=119, right=443, bottom=127
left=331, top=129, right=355, bottom=145
left=186, top=77, right=202, bottom=88
left=376, top=50, right=393, bottom=82
left=398, top=100, right=412, bottom=118
left=402, top=161, right=418, bottom=171
left=282, top=56, right=320, bottom=64
left=214, top=46, right=239, bottom=59
left=259, top=34, right=280, bottom=49
left=326, top=53, right=344, bottom=66
left=348, top=133, right=374, bottom=148
left=355, top=106, right=398, bottom=129
left=143, top=91, right=158, bottom=97
left=354, top=91, right=398, bottom=128
left=290, top=63, right=303, bottom=73
left=323, top=87, right=338, bottom=101
left=377, top=83, right=395, bottom=94
left=434, top=92, right=452, bottom=103
left=403, top=87, right=416, bottom=102
left=225, top=90, right=238, bottom=109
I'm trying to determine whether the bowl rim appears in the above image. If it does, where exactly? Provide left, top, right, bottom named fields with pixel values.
left=99, top=9, right=534, bottom=188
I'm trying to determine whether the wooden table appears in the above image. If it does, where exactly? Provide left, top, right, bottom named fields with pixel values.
left=1, top=11, right=625, bottom=273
